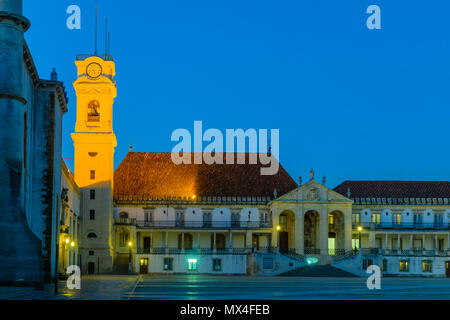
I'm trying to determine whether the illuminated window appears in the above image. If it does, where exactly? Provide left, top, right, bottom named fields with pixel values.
left=399, top=260, right=409, bottom=272
left=187, top=258, right=198, bottom=271
left=163, top=258, right=173, bottom=271
left=213, top=259, right=222, bottom=271
left=372, top=213, right=381, bottom=224
left=90, top=170, right=95, bottom=180
left=328, top=214, right=334, bottom=225
left=352, top=213, right=360, bottom=224
left=422, top=260, right=432, bottom=273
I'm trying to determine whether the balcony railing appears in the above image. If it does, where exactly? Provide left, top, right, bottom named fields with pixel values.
left=360, top=248, right=450, bottom=257
left=136, top=247, right=253, bottom=255
left=352, top=222, right=450, bottom=230
left=114, top=218, right=136, bottom=225
left=135, top=220, right=272, bottom=229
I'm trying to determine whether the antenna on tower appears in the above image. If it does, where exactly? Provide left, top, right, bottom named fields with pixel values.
left=94, top=6, right=98, bottom=55
left=105, top=18, right=108, bottom=56
left=108, top=31, right=110, bottom=56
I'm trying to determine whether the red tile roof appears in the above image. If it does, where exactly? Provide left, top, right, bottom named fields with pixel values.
left=113, top=152, right=297, bottom=200
left=334, top=181, right=450, bottom=198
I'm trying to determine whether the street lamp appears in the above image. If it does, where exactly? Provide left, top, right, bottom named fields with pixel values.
left=128, top=241, right=133, bottom=273
left=276, top=225, right=281, bottom=253
left=357, top=226, right=363, bottom=252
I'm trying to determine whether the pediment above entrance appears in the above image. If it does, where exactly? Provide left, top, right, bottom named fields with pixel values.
left=271, top=180, right=353, bottom=204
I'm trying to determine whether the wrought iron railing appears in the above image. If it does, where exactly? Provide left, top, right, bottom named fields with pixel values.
left=359, top=248, right=450, bottom=257
left=352, top=222, right=450, bottom=230
left=114, top=218, right=137, bottom=225
left=136, top=247, right=252, bottom=255
left=135, top=220, right=272, bottom=229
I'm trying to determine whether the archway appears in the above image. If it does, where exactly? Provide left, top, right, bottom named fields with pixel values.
left=88, top=262, right=95, bottom=274
left=304, top=210, right=320, bottom=254
left=178, top=233, right=193, bottom=250
left=328, top=211, right=345, bottom=255
left=211, top=234, right=226, bottom=250
left=278, top=211, right=295, bottom=253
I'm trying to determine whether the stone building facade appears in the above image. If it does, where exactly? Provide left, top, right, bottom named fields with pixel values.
left=0, top=0, right=68, bottom=285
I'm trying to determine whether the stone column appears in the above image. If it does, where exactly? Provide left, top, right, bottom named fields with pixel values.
left=245, top=230, right=252, bottom=249
left=344, top=210, right=353, bottom=252
left=319, top=210, right=328, bottom=260
left=165, top=231, right=169, bottom=253
left=197, top=232, right=201, bottom=253
left=397, top=234, right=401, bottom=251
left=228, top=230, right=233, bottom=253
left=213, top=232, right=216, bottom=253
left=0, top=0, right=43, bottom=286
left=294, top=209, right=304, bottom=254
left=271, top=209, right=280, bottom=248
left=385, top=233, right=388, bottom=250
left=369, top=231, right=375, bottom=248
left=181, top=232, right=184, bottom=253
left=410, top=234, right=413, bottom=250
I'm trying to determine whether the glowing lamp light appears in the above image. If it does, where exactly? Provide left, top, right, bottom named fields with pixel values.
left=306, top=257, right=319, bottom=265
left=192, top=195, right=196, bottom=200
left=70, top=241, right=75, bottom=247
left=276, top=225, right=281, bottom=231
left=65, top=238, right=70, bottom=244
left=128, top=241, right=132, bottom=247
left=357, top=226, right=363, bottom=232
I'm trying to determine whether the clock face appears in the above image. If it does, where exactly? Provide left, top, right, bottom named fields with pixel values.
left=86, top=63, right=102, bottom=78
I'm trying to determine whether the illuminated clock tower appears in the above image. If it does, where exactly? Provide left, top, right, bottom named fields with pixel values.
left=72, top=55, right=117, bottom=273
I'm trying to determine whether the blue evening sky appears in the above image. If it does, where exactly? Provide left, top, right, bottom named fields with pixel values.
left=24, top=0, right=449, bottom=187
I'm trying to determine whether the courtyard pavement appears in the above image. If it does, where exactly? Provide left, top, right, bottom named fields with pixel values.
left=126, top=274, right=450, bottom=300
left=3, top=274, right=450, bottom=300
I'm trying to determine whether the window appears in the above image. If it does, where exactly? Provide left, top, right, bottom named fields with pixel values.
left=382, top=259, right=387, bottom=272
left=372, top=213, right=381, bottom=224
left=328, top=214, right=334, bottom=225
left=213, top=259, right=222, bottom=271
left=89, top=250, right=94, bottom=256
left=119, top=232, right=129, bottom=247
left=422, top=260, right=432, bottom=273
left=399, top=260, right=409, bottom=272
left=394, top=214, right=401, bottom=225
left=87, top=232, right=97, bottom=239
left=119, top=212, right=129, bottom=219
left=163, top=258, right=173, bottom=271
left=352, top=213, right=360, bottom=225
left=90, top=210, right=95, bottom=220
left=90, top=170, right=95, bottom=180
left=362, top=259, right=373, bottom=270
left=187, top=258, right=198, bottom=271
left=90, top=189, right=95, bottom=200
left=87, top=100, right=100, bottom=122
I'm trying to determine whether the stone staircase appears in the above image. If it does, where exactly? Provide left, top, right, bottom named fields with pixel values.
left=113, top=254, right=130, bottom=274
left=278, top=264, right=359, bottom=277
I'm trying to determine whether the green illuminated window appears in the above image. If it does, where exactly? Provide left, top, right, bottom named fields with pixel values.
left=188, top=258, right=198, bottom=271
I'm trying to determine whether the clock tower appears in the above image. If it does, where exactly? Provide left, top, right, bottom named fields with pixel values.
left=72, top=55, right=117, bottom=273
